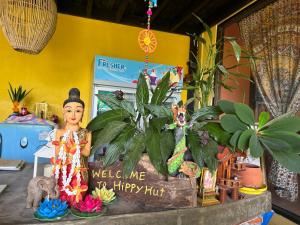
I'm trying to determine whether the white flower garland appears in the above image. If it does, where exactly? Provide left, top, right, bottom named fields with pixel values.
left=53, top=130, right=82, bottom=196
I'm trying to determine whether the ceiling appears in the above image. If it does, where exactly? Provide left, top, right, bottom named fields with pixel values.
left=56, top=0, right=255, bottom=35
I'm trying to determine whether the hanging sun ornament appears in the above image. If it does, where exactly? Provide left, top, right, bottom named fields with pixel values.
left=138, top=0, right=158, bottom=68
left=138, top=29, right=157, bottom=53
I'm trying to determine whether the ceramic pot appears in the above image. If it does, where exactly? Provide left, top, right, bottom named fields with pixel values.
left=238, top=164, right=263, bottom=188
left=12, top=101, right=20, bottom=113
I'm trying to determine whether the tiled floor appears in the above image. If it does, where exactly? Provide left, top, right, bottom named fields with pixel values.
left=269, top=214, right=297, bottom=225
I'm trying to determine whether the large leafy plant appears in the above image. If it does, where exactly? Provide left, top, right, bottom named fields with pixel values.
left=217, top=100, right=300, bottom=172
left=87, top=73, right=176, bottom=177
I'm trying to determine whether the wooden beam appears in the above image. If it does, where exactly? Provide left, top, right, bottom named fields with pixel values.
left=170, top=0, right=211, bottom=32
left=151, top=0, right=171, bottom=22
left=86, top=0, right=94, bottom=18
left=107, top=0, right=116, bottom=9
left=115, top=0, right=130, bottom=23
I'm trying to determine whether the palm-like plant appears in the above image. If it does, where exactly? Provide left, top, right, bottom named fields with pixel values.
left=186, top=14, right=255, bottom=110
left=8, top=82, right=32, bottom=113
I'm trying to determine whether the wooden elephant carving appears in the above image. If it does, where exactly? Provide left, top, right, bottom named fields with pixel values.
left=26, top=176, right=59, bottom=210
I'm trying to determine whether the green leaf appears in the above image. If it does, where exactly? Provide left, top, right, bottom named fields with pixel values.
left=150, top=117, right=169, bottom=132
left=192, top=13, right=213, bottom=42
left=230, top=130, right=242, bottom=151
left=262, top=131, right=300, bottom=153
left=259, top=111, right=294, bottom=131
left=144, top=104, right=173, bottom=119
left=102, top=126, right=136, bottom=166
left=259, top=136, right=292, bottom=152
left=96, top=93, right=122, bottom=110
left=187, top=130, right=204, bottom=168
left=87, top=109, right=130, bottom=131
left=228, top=39, right=241, bottom=62
left=220, top=114, right=248, bottom=133
left=249, top=134, right=264, bottom=158
left=145, top=125, right=167, bottom=175
left=122, top=133, right=145, bottom=177
left=92, top=121, right=128, bottom=150
left=217, top=100, right=235, bottom=114
left=258, top=112, right=270, bottom=129
left=269, top=151, right=300, bottom=173
left=136, top=74, right=149, bottom=115
left=151, top=72, right=170, bottom=105
left=261, top=116, right=300, bottom=133
left=119, top=100, right=136, bottom=117
left=261, top=140, right=300, bottom=172
left=202, top=139, right=219, bottom=171
left=191, top=105, right=221, bottom=122
left=203, top=122, right=231, bottom=146
left=8, top=90, right=13, bottom=102
left=217, top=65, right=229, bottom=75
left=234, top=103, right=255, bottom=126
left=237, top=129, right=254, bottom=150
left=160, top=131, right=175, bottom=163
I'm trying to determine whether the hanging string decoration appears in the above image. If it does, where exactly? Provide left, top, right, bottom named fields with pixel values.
left=138, top=0, right=158, bottom=69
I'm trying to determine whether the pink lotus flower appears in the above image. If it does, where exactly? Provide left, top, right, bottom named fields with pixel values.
left=74, top=194, right=102, bottom=213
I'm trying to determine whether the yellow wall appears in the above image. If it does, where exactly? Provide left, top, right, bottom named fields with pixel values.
left=0, top=14, right=190, bottom=126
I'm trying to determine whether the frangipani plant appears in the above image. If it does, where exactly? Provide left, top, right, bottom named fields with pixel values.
left=216, top=100, right=300, bottom=172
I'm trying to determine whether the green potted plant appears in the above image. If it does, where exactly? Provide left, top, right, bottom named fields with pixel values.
left=216, top=100, right=300, bottom=172
left=8, top=82, right=32, bottom=114
left=186, top=14, right=255, bottom=110
left=87, top=73, right=176, bottom=177
left=88, top=75, right=300, bottom=176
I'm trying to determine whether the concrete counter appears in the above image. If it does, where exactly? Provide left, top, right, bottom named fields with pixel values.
left=0, top=164, right=271, bottom=225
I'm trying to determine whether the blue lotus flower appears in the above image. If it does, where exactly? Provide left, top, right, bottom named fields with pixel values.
left=37, top=198, right=68, bottom=219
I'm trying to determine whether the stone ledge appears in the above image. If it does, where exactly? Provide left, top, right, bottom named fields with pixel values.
left=40, top=192, right=271, bottom=225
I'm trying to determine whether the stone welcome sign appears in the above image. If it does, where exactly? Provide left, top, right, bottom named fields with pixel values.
left=88, top=155, right=197, bottom=209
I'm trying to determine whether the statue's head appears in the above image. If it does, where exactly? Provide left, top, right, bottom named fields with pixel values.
left=63, top=88, right=85, bottom=125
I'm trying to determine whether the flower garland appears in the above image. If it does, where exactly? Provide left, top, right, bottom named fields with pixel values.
left=52, top=130, right=82, bottom=197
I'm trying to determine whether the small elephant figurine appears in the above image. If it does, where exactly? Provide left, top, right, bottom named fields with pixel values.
left=26, top=176, right=59, bottom=210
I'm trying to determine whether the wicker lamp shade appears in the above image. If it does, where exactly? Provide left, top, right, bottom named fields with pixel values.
left=0, top=0, right=57, bottom=54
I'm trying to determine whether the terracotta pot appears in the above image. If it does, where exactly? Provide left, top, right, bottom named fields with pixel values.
left=238, top=164, right=263, bottom=188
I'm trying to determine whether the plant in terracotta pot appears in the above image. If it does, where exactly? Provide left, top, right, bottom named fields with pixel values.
left=8, top=82, right=32, bottom=114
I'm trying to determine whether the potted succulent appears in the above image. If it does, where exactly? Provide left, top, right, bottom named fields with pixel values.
left=8, top=82, right=32, bottom=114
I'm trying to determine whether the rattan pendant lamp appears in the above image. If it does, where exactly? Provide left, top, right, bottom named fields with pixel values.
left=0, top=0, right=57, bottom=54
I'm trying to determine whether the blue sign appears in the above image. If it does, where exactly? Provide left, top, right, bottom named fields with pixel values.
left=94, top=55, right=183, bottom=86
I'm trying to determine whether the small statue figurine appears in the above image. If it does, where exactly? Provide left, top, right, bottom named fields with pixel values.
left=26, top=176, right=59, bottom=210
left=149, top=69, right=157, bottom=86
left=50, top=88, right=91, bottom=206
left=166, top=104, right=201, bottom=178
